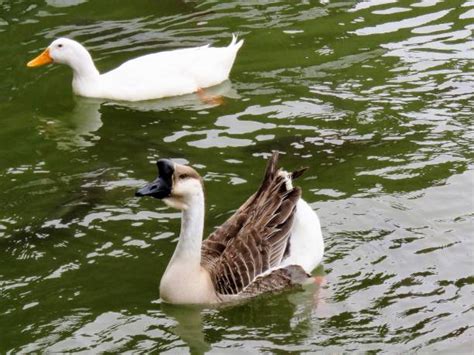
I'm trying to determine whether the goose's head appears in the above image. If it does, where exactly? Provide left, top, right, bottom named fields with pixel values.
left=135, top=159, right=204, bottom=210
left=27, top=38, right=92, bottom=69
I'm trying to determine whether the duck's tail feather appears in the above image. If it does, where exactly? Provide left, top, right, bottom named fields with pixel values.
left=230, top=33, right=244, bottom=50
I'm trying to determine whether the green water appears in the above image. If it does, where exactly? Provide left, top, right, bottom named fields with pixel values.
left=1, top=0, right=473, bottom=353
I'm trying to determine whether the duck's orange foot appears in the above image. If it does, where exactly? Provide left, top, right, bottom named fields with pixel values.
left=313, top=276, right=326, bottom=286
left=197, top=88, right=225, bottom=106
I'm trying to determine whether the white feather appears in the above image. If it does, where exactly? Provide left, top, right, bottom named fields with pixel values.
left=34, top=36, right=244, bottom=101
left=281, top=199, right=324, bottom=273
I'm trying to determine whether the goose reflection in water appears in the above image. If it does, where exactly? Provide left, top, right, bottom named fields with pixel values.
left=160, top=277, right=326, bottom=353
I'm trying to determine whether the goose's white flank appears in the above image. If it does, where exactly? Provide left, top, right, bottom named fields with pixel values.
left=135, top=152, right=324, bottom=304
left=27, top=35, right=243, bottom=101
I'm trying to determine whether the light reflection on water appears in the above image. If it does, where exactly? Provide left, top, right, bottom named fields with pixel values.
left=0, top=0, right=473, bottom=353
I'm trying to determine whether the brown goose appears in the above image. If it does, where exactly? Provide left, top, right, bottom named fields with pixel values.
left=135, top=152, right=324, bottom=304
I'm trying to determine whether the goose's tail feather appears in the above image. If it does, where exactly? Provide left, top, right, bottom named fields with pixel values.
left=262, top=150, right=308, bottom=192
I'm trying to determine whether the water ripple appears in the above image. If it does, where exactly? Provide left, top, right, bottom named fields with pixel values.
left=0, top=0, right=473, bottom=353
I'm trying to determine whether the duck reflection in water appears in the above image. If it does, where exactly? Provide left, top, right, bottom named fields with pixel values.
left=36, top=81, right=238, bottom=150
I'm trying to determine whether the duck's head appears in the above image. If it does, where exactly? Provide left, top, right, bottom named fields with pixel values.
left=27, top=38, right=91, bottom=68
left=136, top=159, right=204, bottom=210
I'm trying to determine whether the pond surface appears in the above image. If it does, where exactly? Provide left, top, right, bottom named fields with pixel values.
left=1, top=0, right=473, bottom=353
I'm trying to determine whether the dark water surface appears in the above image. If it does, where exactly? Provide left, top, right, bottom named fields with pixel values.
left=1, top=0, right=473, bottom=353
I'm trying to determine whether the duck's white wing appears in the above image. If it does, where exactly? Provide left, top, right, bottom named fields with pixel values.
left=99, top=37, right=243, bottom=100
left=201, top=152, right=310, bottom=297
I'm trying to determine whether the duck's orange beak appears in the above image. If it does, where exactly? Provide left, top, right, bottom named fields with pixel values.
left=27, top=48, right=53, bottom=67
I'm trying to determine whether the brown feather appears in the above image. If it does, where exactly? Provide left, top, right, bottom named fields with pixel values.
left=239, top=265, right=310, bottom=297
left=291, top=167, right=309, bottom=180
left=201, top=151, right=309, bottom=297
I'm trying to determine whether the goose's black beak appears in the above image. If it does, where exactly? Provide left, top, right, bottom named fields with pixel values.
left=135, top=177, right=171, bottom=198
left=135, top=159, right=174, bottom=199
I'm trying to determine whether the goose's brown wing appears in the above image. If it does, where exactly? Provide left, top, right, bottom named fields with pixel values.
left=239, top=265, right=310, bottom=297
left=201, top=151, right=281, bottom=267
left=201, top=152, right=307, bottom=296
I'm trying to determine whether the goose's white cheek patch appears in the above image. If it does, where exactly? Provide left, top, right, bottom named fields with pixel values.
left=164, top=178, right=203, bottom=210
left=172, top=179, right=203, bottom=197
left=163, top=197, right=187, bottom=210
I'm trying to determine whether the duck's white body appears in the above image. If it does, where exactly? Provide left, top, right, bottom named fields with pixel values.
left=136, top=153, right=324, bottom=304
left=28, top=36, right=244, bottom=102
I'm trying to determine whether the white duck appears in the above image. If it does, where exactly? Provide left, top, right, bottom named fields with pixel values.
left=27, top=35, right=243, bottom=101
left=135, top=152, right=324, bottom=304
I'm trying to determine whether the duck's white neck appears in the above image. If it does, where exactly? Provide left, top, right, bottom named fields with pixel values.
left=169, top=190, right=205, bottom=266
left=70, top=51, right=99, bottom=79
left=69, top=49, right=100, bottom=94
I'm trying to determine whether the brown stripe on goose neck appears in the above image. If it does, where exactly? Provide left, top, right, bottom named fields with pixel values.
left=173, top=163, right=204, bottom=186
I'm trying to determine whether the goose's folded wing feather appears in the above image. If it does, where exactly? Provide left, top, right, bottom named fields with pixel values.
left=239, top=265, right=310, bottom=297
left=201, top=152, right=304, bottom=296
left=201, top=152, right=281, bottom=267
left=210, top=186, right=300, bottom=295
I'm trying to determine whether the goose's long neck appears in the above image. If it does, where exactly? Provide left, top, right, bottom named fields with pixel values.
left=170, top=190, right=205, bottom=266
left=159, top=188, right=217, bottom=303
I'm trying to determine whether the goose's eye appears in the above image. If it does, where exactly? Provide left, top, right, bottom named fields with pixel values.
left=57, top=44, right=63, bottom=48
left=179, top=174, right=189, bottom=180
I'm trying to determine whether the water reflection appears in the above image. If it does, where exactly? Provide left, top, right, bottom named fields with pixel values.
left=161, top=304, right=211, bottom=354
left=161, top=283, right=324, bottom=354
left=1, top=0, right=473, bottom=353
left=37, top=81, right=238, bottom=150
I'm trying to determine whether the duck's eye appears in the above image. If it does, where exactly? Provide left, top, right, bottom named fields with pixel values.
left=57, top=44, right=63, bottom=48
left=179, top=174, right=189, bottom=179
